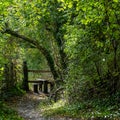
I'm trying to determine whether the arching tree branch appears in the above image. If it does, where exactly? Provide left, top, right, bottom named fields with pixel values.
left=2, top=28, right=59, bottom=80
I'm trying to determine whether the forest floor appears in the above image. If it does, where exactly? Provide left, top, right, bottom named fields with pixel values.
left=6, top=92, right=79, bottom=120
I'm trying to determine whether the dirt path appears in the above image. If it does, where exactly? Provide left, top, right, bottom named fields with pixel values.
left=7, top=92, right=79, bottom=120
left=15, top=93, right=46, bottom=120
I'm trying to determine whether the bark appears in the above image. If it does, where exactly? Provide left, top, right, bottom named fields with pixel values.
left=94, top=62, right=102, bottom=81
left=53, top=22, right=67, bottom=73
left=112, top=40, right=118, bottom=70
left=2, top=28, right=59, bottom=80
left=23, top=61, right=29, bottom=91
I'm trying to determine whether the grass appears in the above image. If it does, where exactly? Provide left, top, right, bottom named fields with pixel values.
left=0, top=101, right=24, bottom=120
left=39, top=97, right=120, bottom=120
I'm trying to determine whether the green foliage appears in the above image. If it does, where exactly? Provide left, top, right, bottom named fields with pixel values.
left=1, top=85, right=25, bottom=100
left=0, top=67, right=4, bottom=82
left=24, top=48, right=47, bottom=70
left=41, top=93, right=120, bottom=119
left=0, top=0, right=120, bottom=119
left=64, top=0, right=120, bottom=103
left=0, top=101, right=23, bottom=120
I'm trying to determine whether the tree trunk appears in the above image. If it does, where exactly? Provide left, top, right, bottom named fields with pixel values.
left=23, top=61, right=29, bottom=91
left=112, top=40, right=117, bottom=70
left=53, top=22, right=67, bottom=80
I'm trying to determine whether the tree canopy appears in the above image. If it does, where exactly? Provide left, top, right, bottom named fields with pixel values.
left=0, top=0, right=120, bottom=119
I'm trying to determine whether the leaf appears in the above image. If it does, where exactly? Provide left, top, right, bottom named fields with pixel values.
left=113, top=0, right=119, bottom=2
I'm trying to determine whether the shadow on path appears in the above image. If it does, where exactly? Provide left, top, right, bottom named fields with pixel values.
left=7, top=92, right=80, bottom=120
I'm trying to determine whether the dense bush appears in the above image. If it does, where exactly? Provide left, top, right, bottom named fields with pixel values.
left=64, top=0, right=120, bottom=103
left=0, top=101, right=23, bottom=120
left=1, top=85, right=25, bottom=101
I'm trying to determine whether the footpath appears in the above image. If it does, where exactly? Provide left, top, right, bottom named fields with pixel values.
left=7, top=92, right=79, bottom=120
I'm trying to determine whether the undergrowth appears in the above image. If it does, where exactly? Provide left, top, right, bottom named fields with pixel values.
left=0, top=85, right=25, bottom=100
left=0, top=85, right=25, bottom=120
left=0, top=101, right=23, bottom=120
left=39, top=94, right=120, bottom=120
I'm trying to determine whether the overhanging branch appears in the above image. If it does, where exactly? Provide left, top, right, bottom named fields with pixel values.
left=2, top=27, right=59, bottom=80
